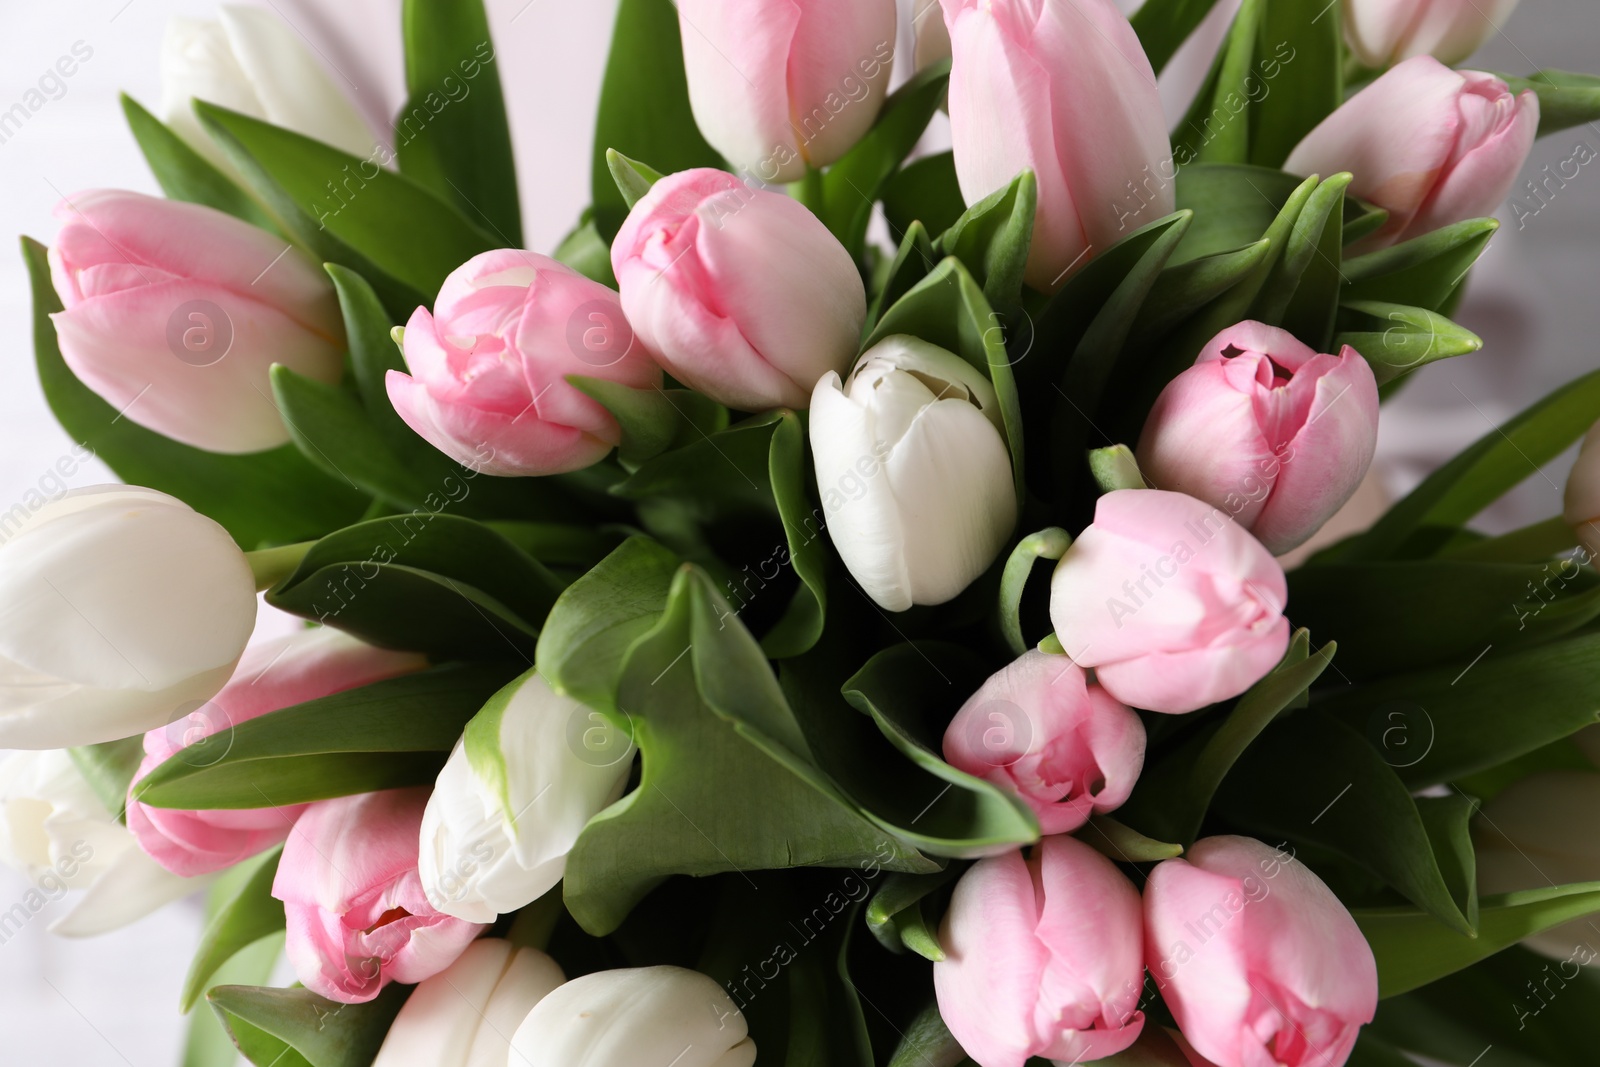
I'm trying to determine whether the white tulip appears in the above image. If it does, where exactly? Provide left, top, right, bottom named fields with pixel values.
left=1565, top=421, right=1600, bottom=559
left=1344, top=0, right=1520, bottom=68
left=0, top=749, right=199, bottom=938
left=0, top=486, right=257, bottom=749
left=160, top=5, right=375, bottom=174
left=508, top=966, right=756, bottom=1067
left=810, top=334, right=1017, bottom=612
left=371, top=939, right=564, bottom=1067
left=418, top=670, right=633, bottom=923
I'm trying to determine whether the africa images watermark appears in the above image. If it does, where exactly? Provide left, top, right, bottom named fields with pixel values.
left=0, top=840, right=94, bottom=947
left=0, top=40, right=95, bottom=147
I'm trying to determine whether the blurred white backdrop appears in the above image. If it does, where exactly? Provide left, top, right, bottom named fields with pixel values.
left=0, top=0, right=1595, bottom=1063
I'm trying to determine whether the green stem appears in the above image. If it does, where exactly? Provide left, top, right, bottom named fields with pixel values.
left=245, top=541, right=314, bottom=591
left=792, top=165, right=826, bottom=217
left=507, top=885, right=566, bottom=951
left=1443, top=516, right=1577, bottom=564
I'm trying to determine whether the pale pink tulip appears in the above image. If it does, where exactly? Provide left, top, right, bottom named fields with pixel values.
left=274, top=787, right=486, bottom=1004
left=940, top=0, right=1173, bottom=291
left=1285, top=57, right=1538, bottom=248
left=935, top=836, right=1145, bottom=1067
left=1137, top=322, right=1380, bottom=556
left=676, top=0, right=897, bottom=183
left=1049, top=490, right=1290, bottom=714
left=943, top=650, right=1145, bottom=834
left=1344, top=0, right=1521, bottom=68
left=126, top=628, right=426, bottom=878
left=48, top=189, right=344, bottom=453
left=387, top=250, right=661, bottom=477
left=1145, top=836, right=1377, bottom=1067
left=612, top=169, right=865, bottom=412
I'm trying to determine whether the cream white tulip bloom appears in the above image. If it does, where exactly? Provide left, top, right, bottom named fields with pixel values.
left=371, top=939, right=565, bottom=1067
left=1344, top=0, right=1520, bottom=68
left=0, top=749, right=199, bottom=938
left=508, top=966, right=756, bottom=1067
left=418, top=670, right=633, bottom=923
left=913, top=0, right=952, bottom=72
left=1565, top=421, right=1600, bottom=559
left=160, top=5, right=375, bottom=173
left=810, top=335, right=1017, bottom=612
left=0, top=486, right=256, bottom=750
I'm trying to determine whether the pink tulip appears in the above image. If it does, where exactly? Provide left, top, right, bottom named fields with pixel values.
left=677, top=0, right=897, bottom=183
left=1285, top=57, right=1538, bottom=249
left=274, top=787, right=487, bottom=1004
left=943, top=650, right=1145, bottom=834
left=940, top=0, right=1173, bottom=291
left=1344, top=0, right=1520, bottom=68
left=1136, top=322, right=1380, bottom=556
left=1145, top=836, right=1377, bottom=1067
left=48, top=189, right=344, bottom=453
left=935, top=836, right=1145, bottom=1067
left=612, top=169, right=866, bottom=412
left=1049, top=490, right=1290, bottom=714
left=126, top=628, right=426, bottom=878
left=387, top=250, right=661, bottom=477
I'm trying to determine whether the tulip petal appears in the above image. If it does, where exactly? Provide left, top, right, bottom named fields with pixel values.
left=50, top=839, right=207, bottom=937
left=677, top=0, right=802, bottom=180
left=786, top=0, right=897, bottom=169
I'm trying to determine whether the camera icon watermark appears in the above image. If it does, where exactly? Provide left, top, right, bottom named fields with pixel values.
left=959, top=698, right=1034, bottom=769
left=1365, top=701, right=1435, bottom=769
left=162, top=699, right=234, bottom=768
left=565, top=299, right=636, bottom=369
left=166, top=299, right=234, bottom=367
left=565, top=706, right=637, bottom=768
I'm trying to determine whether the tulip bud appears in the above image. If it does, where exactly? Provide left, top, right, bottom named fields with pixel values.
left=371, top=939, right=566, bottom=1067
left=387, top=250, right=662, bottom=476
left=1049, top=489, right=1289, bottom=714
left=1137, top=321, right=1380, bottom=556
left=273, top=787, right=487, bottom=1004
left=943, top=650, right=1145, bottom=834
left=612, top=168, right=866, bottom=412
left=418, top=670, right=633, bottom=923
left=676, top=0, right=897, bottom=183
left=810, top=335, right=1017, bottom=611
left=941, top=0, right=1173, bottom=291
left=935, top=836, right=1146, bottom=1067
left=913, top=0, right=952, bottom=72
left=1285, top=57, right=1538, bottom=249
left=1564, top=421, right=1600, bottom=560
left=127, top=628, right=427, bottom=877
left=1344, top=0, right=1521, bottom=68
left=0, top=486, right=256, bottom=750
left=49, top=189, right=345, bottom=453
left=1145, top=836, right=1377, bottom=1067
left=508, top=965, right=756, bottom=1067
left=161, top=5, right=375, bottom=174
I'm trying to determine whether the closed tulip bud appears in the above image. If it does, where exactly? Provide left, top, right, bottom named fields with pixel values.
left=418, top=670, right=633, bottom=923
left=273, top=787, right=487, bottom=1004
left=913, top=0, right=952, bottom=72
left=161, top=5, right=374, bottom=174
left=941, top=0, right=1173, bottom=291
left=612, top=169, right=866, bottom=412
left=0, top=749, right=199, bottom=937
left=371, top=939, right=566, bottom=1067
left=1564, top=421, right=1600, bottom=559
left=1344, top=0, right=1521, bottom=68
left=127, top=628, right=426, bottom=877
left=1286, top=57, right=1538, bottom=249
left=508, top=965, right=756, bottom=1067
left=387, top=250, right=662, bottom=476
left=676, top=0, right=897, bottom=183
left=1137, top=322, right=1380, bottom=555
left=810, top=335, right=1017, bottom=611
left=0, top=486, right=256, bottom=750
left=935, top=836, right=1146, bottom=1067
left=1145, top=836, right=1377, bottom=1067
left=943, top=650, right=1145, bottom=834
left=49, top=189, right=345, bottom=453
left=1049, top=489, right=1289, bottom=714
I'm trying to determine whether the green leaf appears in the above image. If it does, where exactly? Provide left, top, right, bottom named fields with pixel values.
left=1342, top=218, right=1499, bottom=312
left=1173, top=0, right=1264, bottom=165
left=67, top=738, right=145, bottom=822
left=605, top=149, right=663, bottom=211
left=1131, top=239, right=1272, bottom=347
left=23, top=236, right=367, bottom=549
left=1088, top=446, right=1148, bottom=493
left=209, top=983, right=408, bottom=1067
left=882, top=152, right=966, bottom=244
left=552, top=210, right=617, bottom=286
left=865, top=867, right=963, bottom=955
left=1081, top=815, right=1185, bottom=863
left=933, top=168, right=1036, bottom=312
left=182, top=848, right=285, bottom=1012
left=1247, top=0, right=1341, bottom=169
left=569, top=377, right=727, bottom=470
left=1500, top=70, right=1600, bottom=137
left=1335, top=300, right=1483, bottom=386
left=887, top=1000, right=969, bottom=1067
left=1171, top=164, right=1317, bottom=264
left=134, top=664, right=515, bottom=810
left=867, top=221, right=936, bottom=330
left=591, top=0, right=723, bottom=239
left=1269, top=172, right=1349, bottom=350
left=398, top=0, right=520, bottom=241
left=182, top=933, right=282, bottom=1067
left=1131, top=0, right=1226, bottom=75
left=761, top=410, right=831, bottom=659
left=121, top=94, right=281, bottom=235
left=998, top=527, right=1072, bottom=657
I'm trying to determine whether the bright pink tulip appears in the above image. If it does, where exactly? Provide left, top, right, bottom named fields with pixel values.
left=677, top=0, right=897, bottom=183
left=1145, top=836, right=1377, bottom=1067
left=943, top=650, right=1145, bottom=834
left=1285, top=57, right=1538, bottom=249
left=1344, top=0, right=1520, bottom=68
left=48, top=189, right=344, bottom=453
left=612, top=169, right=866, bottom=412
left=274, top=787, right=487, bottom=1004
left=1049, top=490, right=1290, bottom=714
left=1137, top=322, right=1380, bottom=556
left=935, top=836, right=1145, bottom=1067
left=387, top=250, right=662, bottom=477
left=126, top=628, right=426, bottom=878
left=940, top=0, right=1173, bottom=291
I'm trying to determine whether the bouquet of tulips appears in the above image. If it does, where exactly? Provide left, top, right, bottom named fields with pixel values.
left=11, top=0, right=1600, bottom=1063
